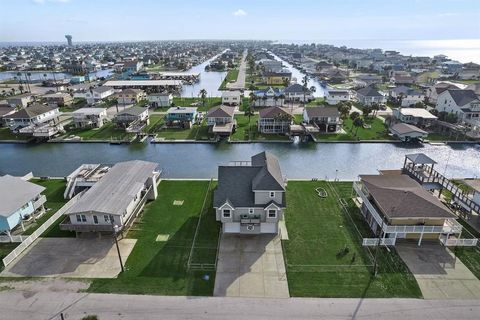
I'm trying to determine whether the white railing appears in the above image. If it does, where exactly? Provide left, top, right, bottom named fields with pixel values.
left=439, top=238, right=478, bottom=247
left=362, top=238, right=397, bottom=246
left=0, top=235, right=28, bottom=243
left=2, top=194, right=81, bottom=267
left=353, top=182, right=386, bottom=228
left=33, top=194, right=47, bottom=210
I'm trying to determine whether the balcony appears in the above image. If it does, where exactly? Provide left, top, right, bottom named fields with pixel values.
left=33, top=195, right=47, bottom=210
left=59, top=218, right=116, bottom=232
left=241, top=218, right=260, bottom=224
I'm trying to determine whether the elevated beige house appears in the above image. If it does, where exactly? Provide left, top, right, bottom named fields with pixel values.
left=354, top=155, right=478, bottom=247
left=213, top=151, right=286, bottom=234
left=60, top=160, right=160, bottom=236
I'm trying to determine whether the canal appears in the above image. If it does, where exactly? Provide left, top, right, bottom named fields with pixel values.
left=0, top=142, right=478, bottom=179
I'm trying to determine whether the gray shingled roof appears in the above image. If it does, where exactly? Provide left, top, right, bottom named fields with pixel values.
left=448, top=89, right=479, bottom=107
left=356, top=86, right=382, bottom=97
left=259, top=106, right=292, bottom=118
left=116, top=106, right=147, bottom=117
left=360, top=174, right=455, bottom=219
left=213, top=152, right=285, bottom=208
left=0, top=175, right=45, bottom=217
left=207, top=105, right=235, bottom=118
left=284, top=83, right=307, bottom=94
left=6, top=104, right=57, bottom=119
left=67, top=160, right=157, bottom=216
left=305, top=106, right=339, bottom=118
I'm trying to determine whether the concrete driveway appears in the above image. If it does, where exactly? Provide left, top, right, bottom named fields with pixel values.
left=214, top=234, right=289, bottom=298
left=396, top=242, right=480, bottom=299
left=1, top=237, right=136, bottom=278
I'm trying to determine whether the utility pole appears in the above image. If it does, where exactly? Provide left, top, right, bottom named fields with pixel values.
left=112, top=222, right=124, bottom=273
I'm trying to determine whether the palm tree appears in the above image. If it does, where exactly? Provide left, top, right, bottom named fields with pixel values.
left=353, top=117, right=364, bottom=137
left=199, top=89, right=207, bottom=108
left=302, top=75, right=309, bottom=104
left=338, top=103, right=351, bottom=119
left=111, top=97, right=119, bottom=113
left=18, top=84, right=24, bottom=94
left=26, top=72, right=32, bottom=92
left=350, top=111, right=360, bottom=121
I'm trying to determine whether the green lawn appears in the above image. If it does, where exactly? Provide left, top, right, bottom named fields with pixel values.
left=283, top=181, right=422, bottom=298
left=0, top=243, right=18, bottom=271
left=0, top=128, right=30, bottom=141
left=88, top=180, right=220, bottom=296
left=230, top=114, right=290, bottom=141
left=144, top=115, right=165, bottom=134
left=25, top=179, right=73, bottom=237
left=306, top=98, right=326, bottom=106
left=344, top=117, right=392, bottom=140
left=219, top=69, right=239, bottom=90
left=158, top=97, right=221, bottom=112
left=63, top=122, right=134, bottom=141
left=154, top=120, right=212, bottom=141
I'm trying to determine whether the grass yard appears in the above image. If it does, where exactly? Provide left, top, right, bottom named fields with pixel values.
left=219, top=69, right=239, bottom=90
left=64, top=122, right=134, bottom=141
left=230, top=114, right=290, bottom=141
left=0, top=127, right=30, bottom=141
left=306, top=98, right=326, bottom=106
left=154, top=120, right=212, bottom=141
left=26, top=179, right=73, bottom=237
left=283, top=181, right=422, bottom=298
left=158, top=97, right=221, bottom=112
left=344, top=117, right=391, bottom=140
left=144, top=115, right=164, bottom=134
left=88, top=180, right=220, bottom=296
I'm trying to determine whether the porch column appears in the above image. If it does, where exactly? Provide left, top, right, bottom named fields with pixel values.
left=418, top=231, right=424, bottom=246
left=7, top=230, right=12, bottom=242
left=20, top=220, right=25, bottom=231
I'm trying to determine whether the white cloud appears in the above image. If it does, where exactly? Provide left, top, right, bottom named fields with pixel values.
left=233, top=9, right=247, bottom=17
left=33, top=0, right=70, bottom=4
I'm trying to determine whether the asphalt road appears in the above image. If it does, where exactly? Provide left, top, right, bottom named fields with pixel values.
left=1, top=290, right=480, bottom=320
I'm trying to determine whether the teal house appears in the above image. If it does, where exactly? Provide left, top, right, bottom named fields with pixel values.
left=165, top=107, right=198, bottom=123
left=0, top=175, right=46, bottom=236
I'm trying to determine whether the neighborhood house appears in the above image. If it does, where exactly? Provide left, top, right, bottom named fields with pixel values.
left=213, top=151, right=286, bottom=234
left=59, top=160, right=160, bottom=236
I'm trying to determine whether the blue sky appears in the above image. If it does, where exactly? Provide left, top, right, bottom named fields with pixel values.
left=0, top=0, right=479, bottom=42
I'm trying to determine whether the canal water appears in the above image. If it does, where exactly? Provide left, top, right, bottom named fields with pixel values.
left=180, top=52, right=227, bottom=98
left=0, top=142, right=478, bottom=179
left=269, top=52, right=326, bottom=97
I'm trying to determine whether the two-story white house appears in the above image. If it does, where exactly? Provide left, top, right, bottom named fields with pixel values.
left=213, top=151, right=286, bottom=234
left=221, top=90, right=241, bottom=106
left=4, top=104, right=61, bottom=131
left=206, top=105, right=236, bottom=137
left=435, top=89, right=480, bottom=133
left=60, top=160, right=160, bottom=236
left=86, top=86, right=115, bottom=105
left=390, top=86, right=424, bottom=107
left=253, top=87, right=285, bottom=108
left=355, top=86, right=386, bottom=106
left=146, top=93, right=173, bottom=108
left=303, top=106, right=342, bottom=132
left=283, top=84, right=313, bottom=102
left=325, top=89, right=352, bottom=105
left=72, top=108, right=108, bottom=129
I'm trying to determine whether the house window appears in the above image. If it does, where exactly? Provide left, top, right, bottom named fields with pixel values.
left=104, top=214, right=114, bottom=223
left=76, top=214, right=81, bottom=222
left=249, top=208, right=254, bottom=214
left=268, top=210, right=277, bottom=218
left=76, top=214, right=87, bottom=223
left=223, top=209, right=231, bottom=218
left=270, top=191, right=275, bottom=198
left=93, top=215, right=98, bottom=224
